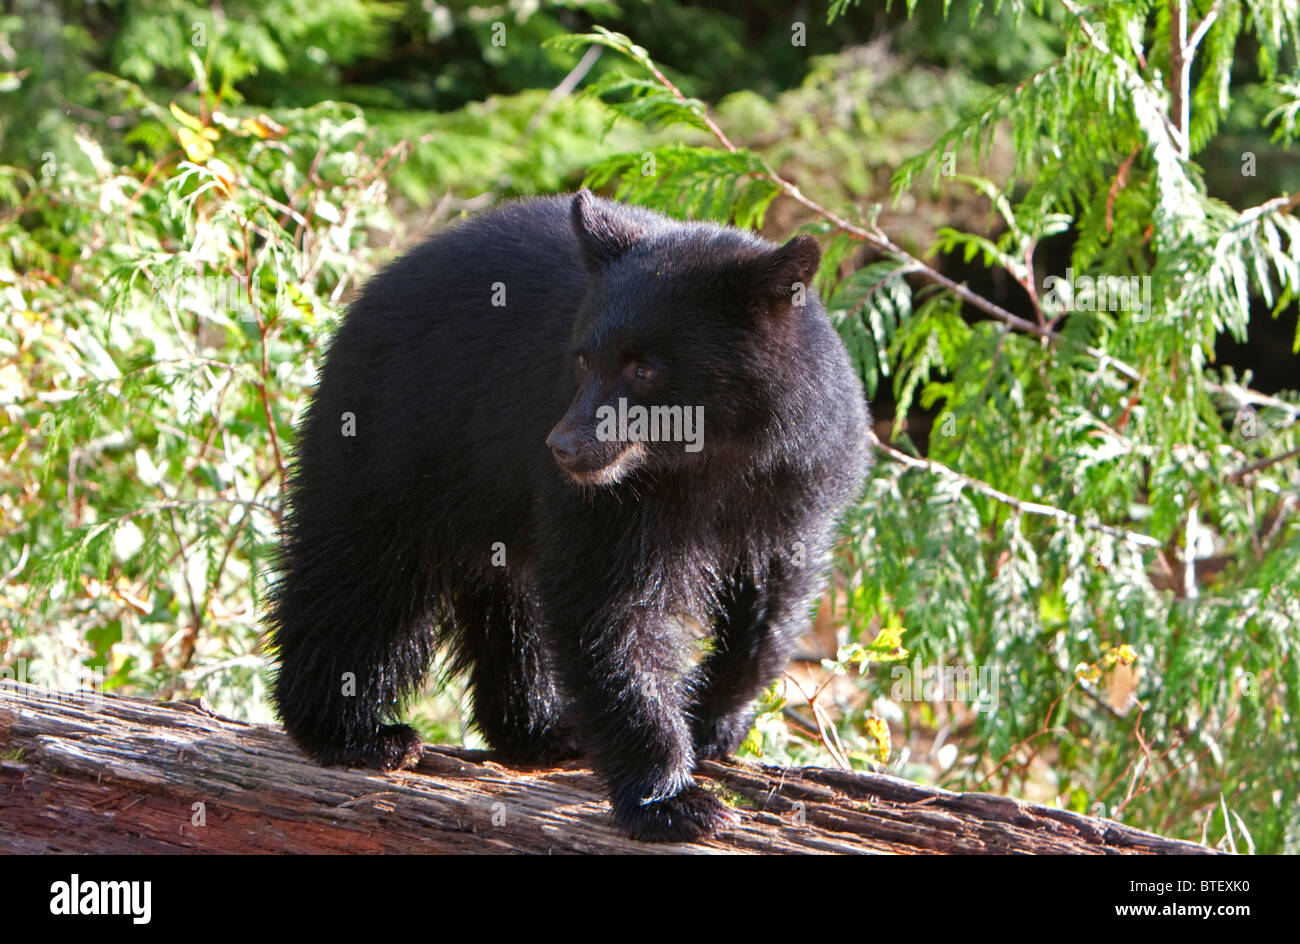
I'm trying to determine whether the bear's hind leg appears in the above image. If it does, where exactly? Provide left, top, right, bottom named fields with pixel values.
left=450, top=583, right=580, bottom=764
left=268, top=524, right=435, bottom=772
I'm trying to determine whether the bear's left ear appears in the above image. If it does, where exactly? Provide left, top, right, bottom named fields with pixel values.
left=746, top=234, right=821, bottom=315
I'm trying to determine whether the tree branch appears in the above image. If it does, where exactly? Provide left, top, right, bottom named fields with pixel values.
left=634, top=38, right=1144, bottom=384
left=868, top=430, right=1162, bottom=549
left=1169, top=0, right=1190, bottom=151
left=1227, top=445, right=1300, bottom=484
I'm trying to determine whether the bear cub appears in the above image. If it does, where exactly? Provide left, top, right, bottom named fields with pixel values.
left=267, top=190, right=871, bottom=842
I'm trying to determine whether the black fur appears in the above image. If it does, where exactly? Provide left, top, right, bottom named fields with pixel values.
left=265, top=190, right=871, bottom=842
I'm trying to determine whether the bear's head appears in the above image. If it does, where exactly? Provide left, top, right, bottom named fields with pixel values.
left=545, top=190, right=823, bottom=487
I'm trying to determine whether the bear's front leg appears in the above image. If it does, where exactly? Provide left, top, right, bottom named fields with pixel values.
left=689, top=557, right=825, bottom=760
left=540, top=593, right=737, bottom=842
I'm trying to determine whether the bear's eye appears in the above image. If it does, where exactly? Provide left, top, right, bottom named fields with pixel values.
left=633, top=363, right=655, bottom=382
left=576, top=352, right=588, bottom=371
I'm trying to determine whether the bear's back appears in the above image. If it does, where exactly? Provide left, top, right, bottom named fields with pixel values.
left=292, top=197, right=591, bottom=543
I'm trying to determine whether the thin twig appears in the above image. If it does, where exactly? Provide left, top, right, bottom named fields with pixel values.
left=1187, top=0, right=1226, bottom=56
left=977, top=677, right=1078, bottom=790
left=1207, top=381, right=1300, bottom=421
left=783, top=672, right=852, bottom=769
left=1227, top=445, right=1300, bottom=484
left=869, top=430, right=1162, bottom=548
left=1114, top=712, right=1237, bottom=817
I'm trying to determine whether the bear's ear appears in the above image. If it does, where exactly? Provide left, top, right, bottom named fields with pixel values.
left=746, top=234, right=821, bottom=315
left=571, top=189, right=645, bottom=272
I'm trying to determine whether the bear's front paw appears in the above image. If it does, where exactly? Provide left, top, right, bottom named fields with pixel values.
left=615, top=785, right=738, bottom=843
left=327, top=723, right=424, bottom=771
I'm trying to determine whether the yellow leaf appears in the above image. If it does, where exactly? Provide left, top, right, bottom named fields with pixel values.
left=865, top=716, right=890, bottom=764
left=178, top=125, right=218, bottom=163
left=869, top=625, right=908, bottom=660
left=240, top=114, right=287, bottom=139
left=169, top=102, right=203, bottom=131
left=1104, top=644, right=1137, bottom=667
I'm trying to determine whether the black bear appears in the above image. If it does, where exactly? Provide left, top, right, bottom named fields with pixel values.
left=266, top=190, right=871, bottom=842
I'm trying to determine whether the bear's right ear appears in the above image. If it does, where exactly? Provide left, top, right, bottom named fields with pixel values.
left=571, top=189, right=644, bottom=272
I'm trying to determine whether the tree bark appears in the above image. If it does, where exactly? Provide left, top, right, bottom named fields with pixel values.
left=0, top=684, right=1213, bottom=854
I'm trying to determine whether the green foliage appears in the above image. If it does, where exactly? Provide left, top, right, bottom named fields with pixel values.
left=2, top=84, right=404, bottom=717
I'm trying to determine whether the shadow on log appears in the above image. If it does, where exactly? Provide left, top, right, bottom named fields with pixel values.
left=0, top=684, right=1213, bottom=855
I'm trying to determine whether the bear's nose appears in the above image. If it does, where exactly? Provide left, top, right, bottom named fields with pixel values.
left=546, top=429, right=579, bottom=462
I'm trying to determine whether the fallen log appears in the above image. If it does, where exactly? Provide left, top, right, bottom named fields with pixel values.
left=0, top=683, right=1213, bottom=854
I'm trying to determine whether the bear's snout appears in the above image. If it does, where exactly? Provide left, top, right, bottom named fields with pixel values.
left=545, top=427, right=580, bottom=463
